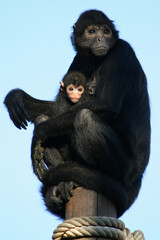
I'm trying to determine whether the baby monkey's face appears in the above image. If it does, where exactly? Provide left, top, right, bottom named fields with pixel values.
left=66, top=84, right=84, bottom=103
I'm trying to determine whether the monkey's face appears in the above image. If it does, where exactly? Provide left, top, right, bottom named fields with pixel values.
left=78, top=24, right=115, bottom=56
left=66, top=84, right=84, bottom=103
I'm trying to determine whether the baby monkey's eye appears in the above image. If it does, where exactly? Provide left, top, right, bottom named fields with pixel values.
left=77, top=85, right=84, bottom=92
left=69, top=87, right=74, bottom=91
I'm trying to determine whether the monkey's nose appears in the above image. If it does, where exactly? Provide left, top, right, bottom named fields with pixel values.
left=97, top=38, right=102, bottom=42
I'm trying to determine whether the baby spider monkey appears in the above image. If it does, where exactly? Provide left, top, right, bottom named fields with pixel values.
left=33, top=71, right=93, bottom=180
left=35, top=71, right=88, bottom=127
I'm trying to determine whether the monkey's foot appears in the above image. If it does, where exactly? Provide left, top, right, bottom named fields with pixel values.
left=45, top=181, right=79, bottom=211
left=32, top=139, right=47, bottom=181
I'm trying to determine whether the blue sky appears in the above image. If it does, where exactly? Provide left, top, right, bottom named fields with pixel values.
left=0, top=1, right=160, bottom=239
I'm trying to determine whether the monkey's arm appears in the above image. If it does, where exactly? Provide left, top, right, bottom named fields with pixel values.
left=4, top=88, right=55, bottom=129
left=33, top=96, right=119, bottom=143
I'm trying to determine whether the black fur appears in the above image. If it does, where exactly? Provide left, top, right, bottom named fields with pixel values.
left=62, top=71, right=87, bottom=89
left=41, top=162, right=128, bottom=218
left=4, top=9, right=150, bottom=219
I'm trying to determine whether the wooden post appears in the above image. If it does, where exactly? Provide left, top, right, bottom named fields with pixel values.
left=65, top=187, right=117, bottom=219
left=65, top=187, right=117, bottom=240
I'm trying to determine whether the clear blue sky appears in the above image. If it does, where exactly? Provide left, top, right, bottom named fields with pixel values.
left=0, top=1, right=160, bottom=239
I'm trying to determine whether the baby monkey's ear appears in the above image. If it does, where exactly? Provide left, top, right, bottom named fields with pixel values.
left=60, top=81, right=65, bottom=91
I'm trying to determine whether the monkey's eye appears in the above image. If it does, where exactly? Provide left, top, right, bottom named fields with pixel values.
left=78, top=88, right=83, bottom=92
left=104, top=28, right=110, bottom=34
left=88, top=29, right=95, bottom=34
left=69, top=87, right=74, bottom=91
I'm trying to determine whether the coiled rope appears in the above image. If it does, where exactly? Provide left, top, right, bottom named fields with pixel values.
left=53, top=216, right=145, bottom=240
left=124, top=228, right=145, bottom=240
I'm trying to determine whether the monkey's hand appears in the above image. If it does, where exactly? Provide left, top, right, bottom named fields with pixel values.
left=31, top=136, right=47, bottom=181
left=4, top=89, right=29, bottom=129
left=44, top=182, right=79, bottom=213
left=31, top=123, right=50, bottom=181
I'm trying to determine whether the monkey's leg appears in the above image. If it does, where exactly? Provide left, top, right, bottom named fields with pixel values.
left=72, top=109, right=128, bottom=181
left=43, top=147, right=63, bottom=168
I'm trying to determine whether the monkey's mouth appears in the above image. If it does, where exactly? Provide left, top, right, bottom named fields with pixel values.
left=92, top=47, right=108, bottom=56
left=70, top=98, right=80, bottom=103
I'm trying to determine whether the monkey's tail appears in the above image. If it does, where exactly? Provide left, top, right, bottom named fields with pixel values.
left=41, top=162, right=128, bottom=218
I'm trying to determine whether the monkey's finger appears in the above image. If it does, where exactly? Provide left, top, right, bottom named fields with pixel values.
left=9, top=107, right=25, bottom=129
left=39, top=160, right=48, bottom=175
left=32, top=159, right=47, bottom=182
left=32, top=141, right=47, bottom=181
left=15, top=101, right=29, bottom=127
left=45, top=186, right=63, bottom=206
left=57, top=182, right=73, bottom=201
left=32, top=161, right=43, bottom=181
left=9, top=102, right=28, bottom=129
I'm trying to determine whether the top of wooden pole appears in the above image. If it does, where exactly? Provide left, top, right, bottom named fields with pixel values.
left=65, top=187, right=117, bottom=220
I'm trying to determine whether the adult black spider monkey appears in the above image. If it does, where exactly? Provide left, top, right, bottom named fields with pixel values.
left=4, top=9, right=150, bottom=218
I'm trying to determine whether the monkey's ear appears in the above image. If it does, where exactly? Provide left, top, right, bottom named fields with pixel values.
left=60, top=81, right=64, bottom=87
left=60, top=81, right=65, bottom=91
left=73, top=24, right=76, bottom=29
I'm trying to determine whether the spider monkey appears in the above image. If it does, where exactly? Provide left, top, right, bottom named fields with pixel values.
left=4, top=10, right=150, bottom=219
left=32, top=71, right=92, bottom=180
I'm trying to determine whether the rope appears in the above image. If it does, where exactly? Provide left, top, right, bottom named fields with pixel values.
left=124, top=228, right=145, bottom=240
left=53, top=216, right=125, bottom=240
left=53, top=216, right=145, bottom=240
